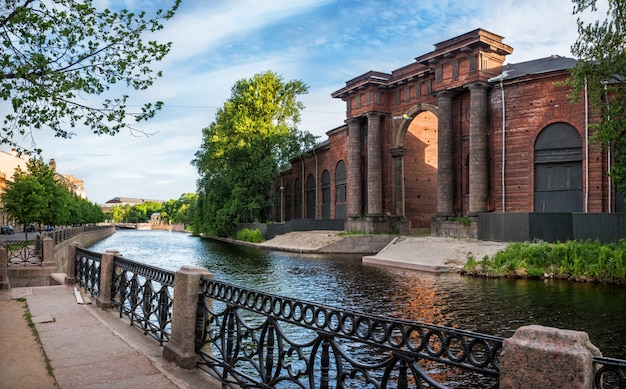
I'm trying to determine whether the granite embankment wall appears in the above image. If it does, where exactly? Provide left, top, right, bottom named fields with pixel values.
left=53, top=226, right=116, bottom=274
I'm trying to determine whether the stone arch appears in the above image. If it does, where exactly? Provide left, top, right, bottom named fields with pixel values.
left=393, top=103, right=438, bottom=148
left=396, top=104, right=439, bottom=228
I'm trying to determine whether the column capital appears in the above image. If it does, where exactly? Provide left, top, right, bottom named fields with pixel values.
left=346, top=116, right=362, bottom=126
left=365, top=111, right=385, bottom=119
left=435, top=90, right=456, bottom=99
left=389, top=147, right=405, bottom=157
left=465, top=81, right=491, bottom=91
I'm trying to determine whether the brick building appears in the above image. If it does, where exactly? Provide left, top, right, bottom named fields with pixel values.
left=276, top=28, right=622, bottom=233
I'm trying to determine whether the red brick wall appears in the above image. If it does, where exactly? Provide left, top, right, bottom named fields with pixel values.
left=488, top=72, right=606, bottom=213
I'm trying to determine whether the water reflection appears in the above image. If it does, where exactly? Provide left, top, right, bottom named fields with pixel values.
left=89, top=230, right=626, bottom=359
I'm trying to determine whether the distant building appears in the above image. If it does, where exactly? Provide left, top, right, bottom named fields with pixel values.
left=101, top=197, right=164, bottom=213
left=0, top=149, right=87, bottom=224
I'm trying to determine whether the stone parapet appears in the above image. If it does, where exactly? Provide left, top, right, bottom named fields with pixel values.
left=500, top=325, right=601, bottom=389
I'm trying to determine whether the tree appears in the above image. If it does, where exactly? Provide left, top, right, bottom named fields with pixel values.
left=1, top=167, right=46, bottom=238
left=0, top=0, right=180, bottom=152
left=1, top=159, right=104, bottom=237
left=569, top=0, right=626, bottom=194
left=192, top=71, right=317, bottom=237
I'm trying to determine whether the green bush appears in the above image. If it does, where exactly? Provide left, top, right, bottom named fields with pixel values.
left=464, top=239, right=626, bottom=284
left=236, top=228, right=263, bottom=243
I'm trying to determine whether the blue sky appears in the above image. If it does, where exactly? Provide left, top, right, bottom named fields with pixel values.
left=2, top=0, right=604, bottom=204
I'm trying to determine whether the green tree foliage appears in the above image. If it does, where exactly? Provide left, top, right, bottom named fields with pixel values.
left=107, top=193, right=195, bottom=225
left=569, top=0, right=626, bottom=194
left=192, top=71, right=317, bottom=237
left=1, top=159, right=104, bottom=230
left=0, top=0, right=180, bottom=152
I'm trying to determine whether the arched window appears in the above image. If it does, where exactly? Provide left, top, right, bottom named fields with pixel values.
left=284, top=184, right=292, bottom=221
left=335, top=161, right=347, bottom=219
left=534, top=123, right=583, bottom=212
left=294, top=178, right=302, bottom=219
left=321, top=170, right=331, bottom=219
left=306, top=174, right=316, bottom=219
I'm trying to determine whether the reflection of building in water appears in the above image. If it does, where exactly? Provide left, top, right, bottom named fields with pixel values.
left=274, top=28, right=624, bottom=234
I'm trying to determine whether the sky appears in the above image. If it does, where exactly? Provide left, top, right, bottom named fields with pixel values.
left=1, top=0, right=606, bottom=205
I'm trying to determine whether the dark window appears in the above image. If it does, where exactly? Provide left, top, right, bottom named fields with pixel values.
left=335, top=161, right=347, bottom=219
left=452, top=60, right=459, bottom=79
left=284, top=184, right=292, bottom=221
left=321, top=170, right=331, bottom=219
left=435, top=65, right=443, bottom=83
left=294, top=178, right=302, bottom=218
left=306, top=174, right=316, bottom=219
left=534, top=123, right=583, bottom=212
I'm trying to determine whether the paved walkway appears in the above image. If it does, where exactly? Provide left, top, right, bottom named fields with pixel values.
left=0, top=285, right=221, bottom=389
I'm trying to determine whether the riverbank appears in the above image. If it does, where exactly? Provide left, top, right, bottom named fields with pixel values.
left=204, top=231, right=510, bottom=273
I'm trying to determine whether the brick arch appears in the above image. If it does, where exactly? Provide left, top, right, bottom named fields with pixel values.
left=393, top=103, right=438, bottom=148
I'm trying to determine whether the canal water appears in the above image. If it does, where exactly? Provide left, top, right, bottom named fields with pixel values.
left=88, top=229, right=626, bottom=359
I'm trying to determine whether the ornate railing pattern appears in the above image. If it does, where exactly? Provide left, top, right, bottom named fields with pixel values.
left=594, top=356, right=626, bottom=389
left=111, top=256, right=175, bottom=345
left=75, top=248, right=102, bottom=297
left=45, top=225, right=108, bottom=245
left=6, top=239, right=41, bottom=266
left=195, top=278, right=502, bottom=389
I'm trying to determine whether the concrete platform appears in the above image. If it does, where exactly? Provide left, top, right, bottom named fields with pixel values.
left=363, top=236, right=509, bottom=273
left=4, top=284, right=221, bottom=388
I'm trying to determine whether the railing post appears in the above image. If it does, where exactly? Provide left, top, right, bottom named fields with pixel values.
left=0, top=241, right=9, bottom=290
left=163, top=265, right=213, bottom=369
left=65, top=242, right=80, bottom=285
left=96, top=250, right=118, bottom=309
left=41, top=236, right=55, bottom=267
left=500, top=325, right=601, bottom=388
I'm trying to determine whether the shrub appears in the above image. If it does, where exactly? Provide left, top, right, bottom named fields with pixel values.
left=236, top=228, right=263, bottom=243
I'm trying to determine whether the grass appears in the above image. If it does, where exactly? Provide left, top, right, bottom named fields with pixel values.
left=235, top=228, right=264, bottom=243
left=17, top=298, right=55, bottom=378
left=463, top=240, right=626, bottom=284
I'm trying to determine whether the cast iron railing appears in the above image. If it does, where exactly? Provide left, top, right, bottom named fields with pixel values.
left=75, top=248, right=102, bottom=297
left=111, top=256, right=175, bottom=345
left=46, top=225, right=108, bottom=245
left=594, top=356, right=626, bottom=389
left=195, top=278, right=503, bottom=388
left=6, top=238, right=41, bottom=266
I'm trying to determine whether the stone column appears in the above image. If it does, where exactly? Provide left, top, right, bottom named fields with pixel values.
left=500, top=325, right=601, bottom=389
left=468, top=82, right=489, bottom=214
left=437, top=91, right=454, bottom=216
left=347, top=117, right=362, bottom=218
left=390, top=147, right=405, bottom=216
left=0, top=241, right=9, bottom=290
left=41, top=237, right=55, bottom=267
left=96, top=250, right=118, bottom=309
left=65, top=242, right=79, bottom=285
left=163, top=265, right=213, bottom=369
left=366, top=112, right=383, bottom=216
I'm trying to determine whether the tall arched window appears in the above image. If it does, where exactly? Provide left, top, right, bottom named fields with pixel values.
left=335, top=161, right=347, bottom=219
left=284, top=184, right=292, bottom=221
left=321, top=170, right=331, bottom=219
left=306, top=174, right=316, bottom=219
left=294, top=178, right=302, bottom=219
left=534, top=123, right=583, bottom=212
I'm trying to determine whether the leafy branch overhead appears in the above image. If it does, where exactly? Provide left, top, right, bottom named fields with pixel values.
left=0, top=0, right=180, bottom=153
left=569, top=0, right=626, bottom=194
